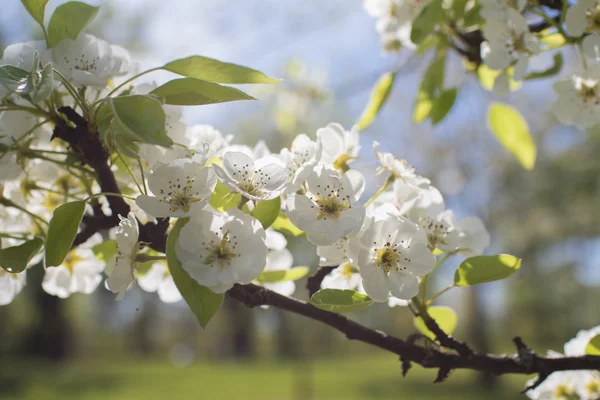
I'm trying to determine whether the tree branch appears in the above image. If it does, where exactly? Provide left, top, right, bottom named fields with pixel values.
left=306, top=266, right=335, bottom=297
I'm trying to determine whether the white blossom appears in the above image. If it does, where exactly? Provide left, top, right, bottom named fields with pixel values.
left=0, top=111, right=43, bottom=181
left=479, top=0, right=527, bottom=22
left=352, top=215, right=435, bottom=302
left=2, top=40, right=50, bottom=71
left=105, top=212, right=140, bottom=298
left=373, top=141, right=424, bottom=184
left=565, top=0, right=600, bottom=37
left=136, top=158, right=216, bottom=218
left=317, top=123, right=360, bottom=170
left=186, top=124, right=233, bottom=156
left=176, top=209, right=267, bottom=293
left=321, top=262, right=362, bottom=290
left=481, top=9, right=540, bottom=80
left=457, top=216, right=491, bottom=256
left=278, top=133, right=322, bottom=192
left=285, top=165, right=366, bottom=246
left=52, top=34, right=130, bottom=87
left=552, top=66, right=600, bottom=130
left=42, top=248, right=104, bottom=298
left=0, top=267, right=26, bottom=306
left=137, top=262, right=182, bottom=303
left=213, top=151, right=288, bottom=201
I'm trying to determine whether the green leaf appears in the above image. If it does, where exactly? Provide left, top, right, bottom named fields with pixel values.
left=271, top=212, right=304, bottom=236
left=416, top=36, right=439, bottom=55
left=454, top=254, right=522, bottom=286
left=413, top=306, right=457, bottom=341
left=410, top=0, right=445, bottom=45
left=167, top=218, right=224, bottom=328
left=585, top=334, right=600, bottom=355
left=541, top=33, right=567, bottom=50
left=47, top=1, right=100, bottom=48
left=477, top=64, right=521, bottom=92
left=92, top=240, right=117, bottom=263
left=256, top=266, right=310, bottom=283
left=45, top=200, right=86, bottom=267
left=487, top=102, right=536, bottom=170
left=162, top=56, right=280, bottom=84
left=0, top=65, right=31, bottom=92
left=310, top=289, right=374, bottom=313
left=429, top=88, right=457, bottom=125
left=462, top=2, right=483, bottom=27
left=413, top=51, right=446, bottom=124
left=31, top=62, right=54, bottom=103
left=108, top=95, right=172, bottom=147
left=150, top=78, right=255, bottom=106
left=0, top=238, right=44, bottom=273
left=209, top=180, right=241, bottom=212
left=251, top=197, right=281, bottom=229
left=20, top=0, right=49, bottom=28
left=525, top=53, right=563, bottom=81
left=356, top=72, right=396, bottom=131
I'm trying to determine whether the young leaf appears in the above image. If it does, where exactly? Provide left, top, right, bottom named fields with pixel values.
left=0, top=65, right=31, bottom=92
left=429, top=88, right=457, bottom=125
left=585, top=334, right=600, bottom=355
left=271, top=212, right=304, bottom=236
left=256, top=266, right=310, bottom=283
left=162, top=56, right=280, bottom=84
left=31, top=62, right=55, bottom=103
left=0, top=238, right=44, bottom=273
left=167, top=218, right=224, bottom=328
left=209, top=180, right=241, bottom=212
left=356, top=72, right=396, bottom=131
left=251, top=197, right=281, bottom=229
left=525, top=53, right=563, bottom=81
left=92, top=240, right=117, bottom=263
left=487, top=102, right=536, bottom=170
left=310, top=289, right=374, bottom=313
left=150, top=78, right=255, bottom=106
left=45, top=201, right=86, bottom=267
left=47, top=1, right=100, bottom=48
left=413, top=306, right=457, bottom=341
left=413, top=51, right=446, bottom=124
left=108, top=95, right=172, bottom=147
left=454, top=254, right=522, bottom=286
left=20, top=0, right=49, bottom=28
left=410, top=0, right=444, bottom=45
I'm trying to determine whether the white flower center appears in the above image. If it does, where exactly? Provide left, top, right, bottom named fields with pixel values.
left=586, top=5, right=600, bottom=32
left=309, top=183, right=352, bottom=220
left=576, top=77, right=600, bottom=104
left=159, top=175, right=204, bottom=213
left=420, top=217, right=451, bottom=247
left=202, top=231, right=240, bottom=267
left=63, top=54, right=101, bottom=73
left=230, top=162, right=272, bottom=196
left=372, top=237, right=410, bottom=274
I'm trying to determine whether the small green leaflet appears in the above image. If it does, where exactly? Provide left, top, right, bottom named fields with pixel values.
left=47, top=1, right=100, bottom=48
left=585, top=334, right=600, bottom=355
left=0, top=65, right=31, bottom=93
left=356, top=72, right=396, bottom=131
left=487, top=102, right=536, bottom=170
left=429, top=88, right=457, bottom=125
left=45, top=201, right=86, bottom=267
left=162, top=56, right=280, bottom=84
left=525, top=53, right=563, bottom=81
left=251, top=197, right=281, bottom=229
left=20, top=0, right=49, bottom=28
left=166, top=218, right=224, bottom=328
left=0, top=238, right=44, bottom=273
left=150, top=78, right=255, bottom=106
left=271, top=213, right=304, bottom=236
left=413, top=306, right=457, bottom=341
left=410, top=0, right=444, bottom=45
left=107, top=95, right=173, bottom=147
left=256, top=267, right=309, bottom=283
left=310, top=289, right=374, bottom=313
left=209, top=180, right=241, bottom=212
left=454, top=254, right=522, bottom=286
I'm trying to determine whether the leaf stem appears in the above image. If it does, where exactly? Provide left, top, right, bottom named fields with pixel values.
left=364, top=174, right=394, bottom=207
left=426, top=284, right=456, bottom=305
left=106, top=67, right=162, bottom=98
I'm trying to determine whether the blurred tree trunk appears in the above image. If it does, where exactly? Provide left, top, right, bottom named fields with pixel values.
left=466, top=286, right=496, bottom=390
left=275, top=309, right=298, bottom=359
left=224, top=297, right=255, bottom=358
left=128, top=299, right=158, bottom=355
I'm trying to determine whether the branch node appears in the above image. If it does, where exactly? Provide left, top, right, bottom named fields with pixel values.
left=306, top=266, right=335, bottom=297
left=400, top=356, right=412, bottom=377
left=513, top=337, right=536, bottom=373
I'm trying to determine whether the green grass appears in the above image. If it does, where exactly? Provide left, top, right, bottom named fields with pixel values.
left=0, top=355, right=529, bottom=400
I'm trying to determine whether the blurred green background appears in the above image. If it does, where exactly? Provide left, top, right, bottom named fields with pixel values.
left=2, top=0, right=600, bottom=399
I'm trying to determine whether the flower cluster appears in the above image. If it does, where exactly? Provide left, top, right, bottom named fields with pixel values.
left=526, top=326, right=600, bottom=400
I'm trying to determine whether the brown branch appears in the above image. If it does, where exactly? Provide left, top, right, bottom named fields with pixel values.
left=227, top=283, right=600, bottom=378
